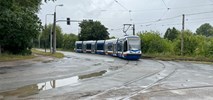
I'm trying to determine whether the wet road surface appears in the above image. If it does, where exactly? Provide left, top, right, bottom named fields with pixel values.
left=0, top=51, right=213, bottom=100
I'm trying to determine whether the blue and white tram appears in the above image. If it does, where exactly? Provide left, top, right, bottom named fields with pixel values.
left=83, top=41, right=95, bottom=53
left=74, top=35, right=141, bottom=60
left=96, top=40, right=105, bottom=55
left=105, top=39, right=117, bottom=56
left=75, top=41, right=83, bottom=53
left=117, top=36, right=141, bottom=60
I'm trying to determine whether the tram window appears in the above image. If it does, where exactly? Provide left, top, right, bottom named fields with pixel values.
left=77, top=44, right=82, bottom=49
left=97, top=43, right=104, bottom=50
left=124, top=41, right=127, bottom=52
left=86, top=44, right=91, bottom=49
left=117, top=43, right=122, bottom=52
left=108, top=44, right=113, bottom=51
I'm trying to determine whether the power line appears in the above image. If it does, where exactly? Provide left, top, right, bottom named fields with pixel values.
left=161, top=0, right=169, bottom=9
left=114, top=0, right=128, bottom=11
left=100, top=4, right=213, bottom=13
left=135, top=10, right=213, bottom=26
left=113, top=0, right=133, bottom=22
left=158, top=8, right=170, bottom=21
left=129, top=10, right=133, bottom=21
left=141, top=18, right=213, bottom=28
left=186, top=18, right=213, bottom=23
left=135, top=15, right=181, bottom=25
left=171, top=4, right=213, bottom=10
left=109, top=28, right=123, bottom=31
left=186, top=17, right=213, bottom=21
left=186, top=11, right=213, bottom=16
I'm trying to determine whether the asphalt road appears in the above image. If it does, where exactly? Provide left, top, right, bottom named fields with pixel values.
left=0, top=51, right=213, bottom=100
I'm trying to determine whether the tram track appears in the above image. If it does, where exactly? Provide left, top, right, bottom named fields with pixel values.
left=121, top=61, right=213, bottom=99
left=121, top=61, right=178, bottom=99
left=85, top=60, right=168, bottom=99
left=144, top=84, right=213, bottom=93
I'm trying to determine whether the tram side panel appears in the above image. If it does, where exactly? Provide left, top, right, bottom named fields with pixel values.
left=96, top=40, right=105, bottom=55
left=75, top=41, right=83, bottom=53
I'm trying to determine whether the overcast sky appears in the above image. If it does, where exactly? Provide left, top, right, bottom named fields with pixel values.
left=38, top=0, right=213, bottom=38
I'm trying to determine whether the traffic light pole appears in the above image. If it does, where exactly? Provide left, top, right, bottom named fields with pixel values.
left=51, top=18, right=81, bottom=54
left=50, top=26, right=53, bottom=53
left=52, top=12, right=56, bottom=54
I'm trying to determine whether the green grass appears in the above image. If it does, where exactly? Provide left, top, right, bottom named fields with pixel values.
left=31, top=49, right=64, bottom=58
left=0, top=54, right=35, bottom=62
left=57, top=48, right=75, bottom=52
left=143, top=53, right=213, bottom=62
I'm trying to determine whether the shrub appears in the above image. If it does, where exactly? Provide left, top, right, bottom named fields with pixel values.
left=139, top=31, right=173, bottom=54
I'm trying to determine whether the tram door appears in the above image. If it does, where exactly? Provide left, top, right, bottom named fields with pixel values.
left=113, top=43, right=117, bottom=55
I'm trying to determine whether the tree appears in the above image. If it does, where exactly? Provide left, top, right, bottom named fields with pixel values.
left=62, top=33, right=78, bottom=50
left=44, top=0, right=57, bottom=2
left=139, top=31, right=173, bottom=53
left=196, top=23, right=213, bottom=37
left=0, top=0, right=42, bottom=54
left=78, top=20, right=109, bottom=41
left=40, top=24, right=63, bottom=49
left=110, top=36, right=116, bottom=39
left=164, top=27, right=179, bottom=41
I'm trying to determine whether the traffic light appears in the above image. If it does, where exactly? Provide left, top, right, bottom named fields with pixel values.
left=67, top=18, right=70, bottom=25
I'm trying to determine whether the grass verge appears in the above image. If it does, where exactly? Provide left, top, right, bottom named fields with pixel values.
left=57, top=48, right=74, bottom=52
left=143, top=53, right=213, bottom=63
left=0, top=54, right=35, bottom=62
left=31, top=49, right=64, bottom=58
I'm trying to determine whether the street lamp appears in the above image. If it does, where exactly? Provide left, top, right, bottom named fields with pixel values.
left=55, top=4, right=63, bottom=12
left=45, top=14, right=54, bottom=29
left=45, top=14, right=54, bottom=53
left=52, top=4, right=63, bottom=54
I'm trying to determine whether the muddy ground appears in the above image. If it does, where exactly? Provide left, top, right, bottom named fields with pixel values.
left=0, top=51, right=213, bottom=100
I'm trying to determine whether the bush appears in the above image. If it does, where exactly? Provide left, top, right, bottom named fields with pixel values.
left=139, top=31, right=173, bottom=54
left=137, top=28, right=213, bottom=59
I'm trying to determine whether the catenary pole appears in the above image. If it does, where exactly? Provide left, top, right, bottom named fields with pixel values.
left=181, top=14, right=185, bottom=56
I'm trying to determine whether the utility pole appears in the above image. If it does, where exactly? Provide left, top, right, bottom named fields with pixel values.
left=0, top=45, right=1, bottom=55
left=53, top=12, right=56, bottom=54
left=133, top=24, right=135, bottom=35
left=38, top=34, right=40, bottom=48
left=52, top=4, right=63, bottom=54
left=45, top=14, right=54, bottom=53
left=181, top=14, right=185, bottom=56
left=50, top=26, right=53, bottom=53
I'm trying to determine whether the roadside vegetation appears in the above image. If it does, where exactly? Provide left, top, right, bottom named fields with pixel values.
left=0, top=54, right=34, bottom=62
left=36, top=20, right=109, bottom=52
left=139, top=23, right=213, bottom=62
left=31, top=49, right=64, bottom=58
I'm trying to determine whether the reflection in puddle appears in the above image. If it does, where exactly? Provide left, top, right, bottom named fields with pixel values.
left=38, top=76, right=79, bottom=91
left=0, top=70, right=107, bottom=99
left=42, top=60, right=54, bottom=63
left=79, top=70, right=107, bottom=79
left=93, top=63, right=102, bottom=66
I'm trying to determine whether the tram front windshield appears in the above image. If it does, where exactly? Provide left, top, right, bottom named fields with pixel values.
left=127, top=37, right=140, bottom=50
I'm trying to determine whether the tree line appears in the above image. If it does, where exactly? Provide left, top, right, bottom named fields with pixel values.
left=0, top=0, right=43, bottom=55
left=35, top=24, right=78, bottom=51
left=0, top=0, right=109, bottom=55
left=139, top=23, right=213, bottom=57
left=35, top=20, right=109, bottom=51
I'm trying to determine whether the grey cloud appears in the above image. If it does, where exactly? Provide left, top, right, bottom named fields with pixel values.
left=39, top=0, right=213, bottom=37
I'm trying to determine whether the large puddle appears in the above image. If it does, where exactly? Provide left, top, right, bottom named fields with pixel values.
left=0, top=70, right=107, bottom=99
